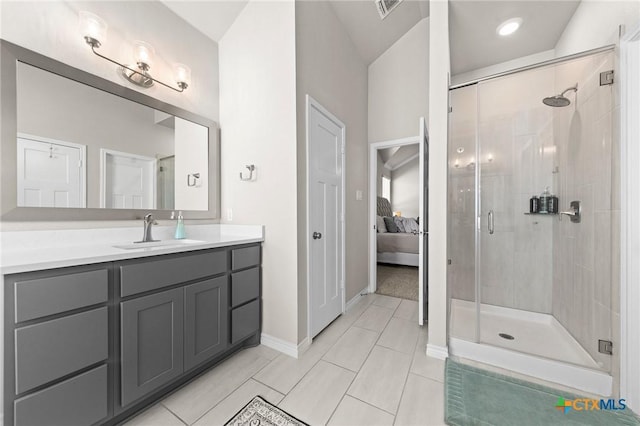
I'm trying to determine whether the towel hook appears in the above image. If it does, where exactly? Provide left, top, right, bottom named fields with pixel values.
left=240, top=165, right=255, bottom=181
left=187, top=173, right=200, bottom=187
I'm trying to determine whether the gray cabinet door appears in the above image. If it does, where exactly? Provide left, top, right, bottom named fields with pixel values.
left=121, top=288, right=184, bottom=407
left=184, top=277, right=228, bottom=371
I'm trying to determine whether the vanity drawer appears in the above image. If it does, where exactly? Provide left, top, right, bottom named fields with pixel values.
left=13, top=268, right=108, bottom=323
left=14, top=364, right=107, bottom=426
left=231, top=299, right=260, bottom=344
left=231, top=245, right=261, bottom=271
left=15, top=307, right=108, bottom=394
left=231, top=267, right=260, bottom=308
left=120, top=250, right=227, bottom=297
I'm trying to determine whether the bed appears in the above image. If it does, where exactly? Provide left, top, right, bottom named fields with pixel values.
left=376, top=197, right=420, bottom=267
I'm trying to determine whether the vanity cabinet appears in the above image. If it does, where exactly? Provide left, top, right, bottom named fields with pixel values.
left=184, top=277, right=228, bottom=371
left=120, top=288, right=184, bottom=407
left=4, top=242, right=261, bottom=426
left=5, top=264, right=110, bottom=426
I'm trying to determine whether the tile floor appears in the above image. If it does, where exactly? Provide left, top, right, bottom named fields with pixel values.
left=125, top=294, right=446, bottom=426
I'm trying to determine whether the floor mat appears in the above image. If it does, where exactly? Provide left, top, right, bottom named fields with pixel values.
left=225, top=395, right=309, bottom=426
left=445, top=359, right=639, bottom=426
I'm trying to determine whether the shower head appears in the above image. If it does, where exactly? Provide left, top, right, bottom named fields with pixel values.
left=542, top=84, right=578, bottom=107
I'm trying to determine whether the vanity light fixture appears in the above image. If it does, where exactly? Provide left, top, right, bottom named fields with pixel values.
left=496, top=17, right=523, bottom=36
left=79, top=11, right=191, bottom=92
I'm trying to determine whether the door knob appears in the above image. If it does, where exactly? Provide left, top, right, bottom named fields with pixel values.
left=313, top=232, right=322, bottom=240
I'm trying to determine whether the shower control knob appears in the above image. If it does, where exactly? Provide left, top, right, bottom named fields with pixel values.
left=313, top=232, right=322, bottom=240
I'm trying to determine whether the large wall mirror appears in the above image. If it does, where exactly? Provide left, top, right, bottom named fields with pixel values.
left=1, top=40, right=219, bottom=220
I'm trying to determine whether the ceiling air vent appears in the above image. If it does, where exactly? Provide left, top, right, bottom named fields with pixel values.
left=375, top=0, right=403, bottom=20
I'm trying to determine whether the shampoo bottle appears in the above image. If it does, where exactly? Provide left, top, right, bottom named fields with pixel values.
left=175, top=211, right=186, bottom=239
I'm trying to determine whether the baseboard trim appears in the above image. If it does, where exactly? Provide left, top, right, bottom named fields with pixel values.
left=426, top=343, right=449, bottom=360
left=261, top=333, right=311, bottom=359
left=346, top=286, right=369, bottom=312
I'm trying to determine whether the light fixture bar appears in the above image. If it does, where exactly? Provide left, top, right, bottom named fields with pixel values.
left=87, top=44, right=186, bottom=93
left=80, top=11, right=189, bottom=93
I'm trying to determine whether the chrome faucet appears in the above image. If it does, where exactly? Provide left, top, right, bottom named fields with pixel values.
left=137, top=213, right=159, bottom=243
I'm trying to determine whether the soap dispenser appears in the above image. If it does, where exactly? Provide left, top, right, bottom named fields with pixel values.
left=539, top=187, right=551, bottom=213
left=174, top=211, right=186, bottom=239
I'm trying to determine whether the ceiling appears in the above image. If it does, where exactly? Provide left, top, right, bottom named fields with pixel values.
left=449, top=0, right=580, bottom=76
left=328, top=0, right=429, bottom=64
left=379, top=145, right=420, bottom=171
left=161, top=1, right=582, bottom=79
left=160, top=1, right=249, bottom=42
left=161, top=0, right=428, bottom=65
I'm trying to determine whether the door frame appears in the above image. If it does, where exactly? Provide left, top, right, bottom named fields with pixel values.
left=17, top=133, right=87, bottom=208
left=99, top=148, right=157, bottom=209
left=368, top=136, right=421, bottom=294
left=305, top=95, right=346, bottom=342
left=620, top=20, right=640, bottom=412
left=369, top=129, right=427, bottom=326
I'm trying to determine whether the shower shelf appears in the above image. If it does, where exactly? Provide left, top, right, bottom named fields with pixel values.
left=524, top=212, right=558, bottom=215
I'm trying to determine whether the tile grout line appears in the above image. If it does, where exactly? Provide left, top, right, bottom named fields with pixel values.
left=187, top=375, right=256, bottom=425
left=160, top=401, right=190, bottom=426
left=391, top=360, right=415, bottom=425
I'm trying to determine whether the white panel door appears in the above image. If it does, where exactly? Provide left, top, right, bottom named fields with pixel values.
left=309, top=99, right=345, bottom=338
left=101, top=150, right=156, bottom=209
left=17, top=137, right=84, bottom=208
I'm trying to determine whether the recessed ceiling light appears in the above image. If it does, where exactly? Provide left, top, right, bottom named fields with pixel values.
left=497, top=17, right=523, bottom=36
left=456, top=147, right=465, bottom=153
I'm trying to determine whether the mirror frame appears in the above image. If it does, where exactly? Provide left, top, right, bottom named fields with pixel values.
left=0, top=39, right=219, bottom=221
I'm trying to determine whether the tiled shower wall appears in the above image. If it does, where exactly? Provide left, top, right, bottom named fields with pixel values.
left=477, top=68, right=556, bottom=314
left=551, top=51, right=617, bottom=371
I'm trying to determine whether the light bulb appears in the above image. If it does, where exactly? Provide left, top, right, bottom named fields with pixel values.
left=79, top=11, right=107, bottom=47
left=173, top=63, right=191, bottom=90
left=133, top=41, right=155, bottom=70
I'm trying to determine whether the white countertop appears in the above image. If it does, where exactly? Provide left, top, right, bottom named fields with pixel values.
left=0, top=224, right=264, bottom=274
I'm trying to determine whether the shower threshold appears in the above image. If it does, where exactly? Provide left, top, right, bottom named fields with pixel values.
left=449, top=299, right=612, bottom=396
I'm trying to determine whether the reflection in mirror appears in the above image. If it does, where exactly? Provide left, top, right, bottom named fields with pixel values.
left=16, top=61, right=209, bottom=211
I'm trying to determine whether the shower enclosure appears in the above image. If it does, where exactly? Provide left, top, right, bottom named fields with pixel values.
left=447, top=49, right=617, bottom=395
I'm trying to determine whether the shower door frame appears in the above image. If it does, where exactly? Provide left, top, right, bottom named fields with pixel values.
left=620, top=20, right=640, bottom=412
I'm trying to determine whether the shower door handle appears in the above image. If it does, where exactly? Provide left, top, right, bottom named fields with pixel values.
left=488, top=210, right=495, bottom=235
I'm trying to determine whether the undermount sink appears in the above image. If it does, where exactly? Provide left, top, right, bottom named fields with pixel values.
left=113, top=239, right=206, bottom=250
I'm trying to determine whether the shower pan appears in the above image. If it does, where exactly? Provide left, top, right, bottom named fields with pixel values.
left=447, top=49, right=617, bottom=396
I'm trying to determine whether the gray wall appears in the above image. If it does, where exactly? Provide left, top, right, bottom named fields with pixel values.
left=295, top=1, right=369, bottom=342
left=391, top=157, right=419, bottom=218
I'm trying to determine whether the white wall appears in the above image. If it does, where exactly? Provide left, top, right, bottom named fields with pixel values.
left=391, top=157, right=419, bottom=218
left=295, top=1, right=369, bottom=342
left=555, top=0, right=640, bottom=58
left=428, top=0, right=450, bottom=357
left=174, top=118, right=208, bottom=211
left=219, top=0, right=298, bottom=345
left=368, top=18, right=429, bottom=143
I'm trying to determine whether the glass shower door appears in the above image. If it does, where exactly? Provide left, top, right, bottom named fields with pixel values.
left=448, top=84, right=478, bottom=343
left=476, top=51, right=615, bottom=372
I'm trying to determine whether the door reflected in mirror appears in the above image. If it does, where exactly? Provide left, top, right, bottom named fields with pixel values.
left=16, top=61, right=209, bottom=211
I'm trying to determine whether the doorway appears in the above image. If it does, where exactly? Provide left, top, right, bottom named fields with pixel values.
left=17, top=134, right=86, bottom=208
left=306, top=95, right=346, bottom=339
left=100, top=149, right=156, bottom=209
left=369, top=118, right=428, bottom=325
